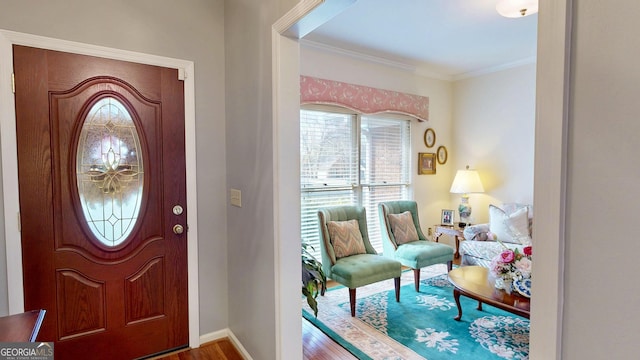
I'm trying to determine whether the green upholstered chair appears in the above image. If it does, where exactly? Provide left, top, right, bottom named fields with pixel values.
left=318, top=206, right=402, bottom=317
left=378, top=201, right=454, bottom=292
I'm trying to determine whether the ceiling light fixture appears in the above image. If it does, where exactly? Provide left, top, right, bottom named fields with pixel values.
left=496, top=0, right=538, bottom=18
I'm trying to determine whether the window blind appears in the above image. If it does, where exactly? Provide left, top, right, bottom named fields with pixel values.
left=300, top=108, right=411, bottom=260
left=360, top=116, right=411, bottom=251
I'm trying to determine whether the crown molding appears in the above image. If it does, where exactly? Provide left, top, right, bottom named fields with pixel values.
left=301, top=39, right=416, bottom=71
left=452, top=56, right=538, bottom=81
left=301, top=39, right=536, bottom=82
left=414, top=67, right=455, bottom=82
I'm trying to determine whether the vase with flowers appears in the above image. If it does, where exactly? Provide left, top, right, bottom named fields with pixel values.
left=489, top=240, right=532, bottom=295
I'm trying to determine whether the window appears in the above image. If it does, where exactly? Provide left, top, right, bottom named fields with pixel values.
left=77, top=97, right=144, bottom=247
left=300, top=107, right=411, bottom=260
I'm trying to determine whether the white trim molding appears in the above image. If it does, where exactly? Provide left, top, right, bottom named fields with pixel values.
left=300, top=39, right=419, bottom=73
left=0, top=29, right=201, bottom=349
left=274, top=0, right=357, bottom=38
left=529, top=0, right=571, bottom=358
left=272, top=1, right=358, bottom=358
left=452, top=56, right=537, bottom=81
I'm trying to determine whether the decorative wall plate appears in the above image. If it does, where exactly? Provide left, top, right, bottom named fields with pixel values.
left=424, top=128, right=436, bottom=148
left=437, top=145, right=448, bottom=164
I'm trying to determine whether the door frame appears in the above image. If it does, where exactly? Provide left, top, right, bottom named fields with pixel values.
left=0, top=29, right=200, bottom=349
left=272, top=0, right=569, bottom=358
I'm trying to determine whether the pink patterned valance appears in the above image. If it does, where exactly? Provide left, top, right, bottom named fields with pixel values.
left=300, top=76, right=429, bottom=121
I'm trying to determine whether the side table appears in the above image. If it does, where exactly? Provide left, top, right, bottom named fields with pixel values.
left=434, top=225, right=465, bottom=259
left=0, top=309, right=46, bottom=342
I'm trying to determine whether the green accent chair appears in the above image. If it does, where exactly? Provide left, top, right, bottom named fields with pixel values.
left=379, top=201, right=454, bottom=292
left=318, top=206, right=402, bottom=317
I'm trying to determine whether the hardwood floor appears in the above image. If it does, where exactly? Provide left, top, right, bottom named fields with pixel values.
left=154, top=320, right=354, bottom=360
left=302, top=316, right=357, bottom=360
left=152, top=339, right=244, bottom=360
left=162, top=258, right=461, bottom=359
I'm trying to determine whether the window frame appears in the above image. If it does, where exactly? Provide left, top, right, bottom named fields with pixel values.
left=300, top=104, right=413, bottom=259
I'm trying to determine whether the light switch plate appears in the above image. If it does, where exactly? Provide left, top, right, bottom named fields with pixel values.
left=230, top=188, right=242, bottom=207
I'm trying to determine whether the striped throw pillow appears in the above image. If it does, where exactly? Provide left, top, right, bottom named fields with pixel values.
left=327, top=220, right=366, bottom=258
left=388, top=211, right=419, bottom=245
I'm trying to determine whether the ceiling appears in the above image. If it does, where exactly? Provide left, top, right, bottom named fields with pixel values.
left=302, top=0, right=538, bottom=79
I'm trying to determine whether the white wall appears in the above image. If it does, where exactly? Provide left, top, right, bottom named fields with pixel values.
left=224, top=1, right=276, bottom=356
left=562, top=1, right=640, bottom=358
left=300, top=44, right=457, bottom=246
left=452, top=64, right=536, bottom=224
left=0, top=0, right=229, bottom=335
left=224, top=0, right=298, bottom=358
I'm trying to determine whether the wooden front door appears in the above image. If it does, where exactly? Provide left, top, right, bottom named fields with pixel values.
left=13, top=45, right=188, bottom=359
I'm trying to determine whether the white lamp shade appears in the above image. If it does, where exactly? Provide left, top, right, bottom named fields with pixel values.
left=496, top=0, right=539, bottom=18
left=450, top=169, right=484, bottom=194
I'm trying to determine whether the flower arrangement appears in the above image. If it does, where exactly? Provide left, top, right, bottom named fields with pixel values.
left=490, top=240, right=532, bottom=286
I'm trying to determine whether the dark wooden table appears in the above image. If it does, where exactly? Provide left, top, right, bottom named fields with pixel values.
left=0, top=309, right=46, bottom=342
left=448, top=266, right=529, bottom=320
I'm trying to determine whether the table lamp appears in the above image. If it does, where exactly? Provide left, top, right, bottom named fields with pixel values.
left=449, top=165, right=484, bottom=227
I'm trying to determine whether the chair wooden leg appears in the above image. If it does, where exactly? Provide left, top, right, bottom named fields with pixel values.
left=349, top=288, right=356, bottom=317
left=394, top=277, right=401, bottom=302
left=447, top=260, right=453, bottom=272
left=413, top=268, right=421, bottom=292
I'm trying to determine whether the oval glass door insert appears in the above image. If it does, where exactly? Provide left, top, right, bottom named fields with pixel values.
left=76, top=97, right=144, bottom=247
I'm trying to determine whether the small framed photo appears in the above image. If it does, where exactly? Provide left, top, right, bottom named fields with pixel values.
left=437, top=145, right=448, bottom=165
left=441, top=209, right=454, bottom=226
left=418, top=153, right=436, bottom=175
left=423, top=128, right=436, bottom=148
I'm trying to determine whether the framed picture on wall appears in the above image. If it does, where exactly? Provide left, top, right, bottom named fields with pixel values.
left=437, top=145, right=448, bottom=164
left=441, top=209, right=454, bottom=226
left=418, top=153, right=436, bottom=174
left=424, top=128, right=436, bottom=148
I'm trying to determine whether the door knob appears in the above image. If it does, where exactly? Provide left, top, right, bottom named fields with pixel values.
left=173, top=224, right=184, bottom=235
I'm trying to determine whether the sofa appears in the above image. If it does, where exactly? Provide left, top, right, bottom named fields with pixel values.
left=460, top=203, right=533, bottom=268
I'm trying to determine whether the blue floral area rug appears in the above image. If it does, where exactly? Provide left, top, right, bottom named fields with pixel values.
left=302, top=264, right=529, bottom=360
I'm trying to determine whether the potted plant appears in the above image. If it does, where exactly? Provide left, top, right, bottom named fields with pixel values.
left=302, top=242, right=326, bottom=317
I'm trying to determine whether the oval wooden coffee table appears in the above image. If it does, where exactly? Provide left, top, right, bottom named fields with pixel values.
left=448, top=266, right=530, bottom=320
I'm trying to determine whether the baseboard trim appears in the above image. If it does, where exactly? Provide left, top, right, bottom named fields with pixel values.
left=200, top=329, right=252, bottom=360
